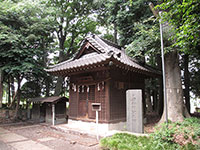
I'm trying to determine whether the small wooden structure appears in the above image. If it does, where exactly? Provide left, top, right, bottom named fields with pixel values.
left=47, top=34, right=157, bottom=130
left=29, top=96, right=68, bottom=125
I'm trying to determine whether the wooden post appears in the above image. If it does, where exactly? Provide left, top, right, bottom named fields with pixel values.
left=0, top=69, right=3, bottom=108
left=52, top=104, right=55, bottom=126
left=96, top=110, right=99, bottom=140
left=92, top=103, right=101, bottom=140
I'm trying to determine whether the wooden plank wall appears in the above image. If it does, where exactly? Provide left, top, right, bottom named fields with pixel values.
left=69, top=89, right=78, bottom=118
left=109, top=68, right=145, bottom=123
left=68, top=68, right=146, bottom=123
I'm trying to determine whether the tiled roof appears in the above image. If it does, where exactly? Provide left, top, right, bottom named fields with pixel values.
left=29, top=96, right=68, bottom=103
left=47, top=52, right=110, bottom=72
left=47, top=34, right=158, bottom=76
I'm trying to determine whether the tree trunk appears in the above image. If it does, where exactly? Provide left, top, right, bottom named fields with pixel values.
left=114, top=23, right=118, bottom=44
left=54, top=49, right=65, bottom=96
left=54, top=19, right=67, bottom=96
left=42, top=40, right=51, bottom=97
left=146, top=89, right=153, bottom=113
left=56, top=33, right=82, bottom=96
left=8, top=77, right=11, bottom=106
left=9, top=88, right=18, bottom=108
left=160, top=51, right=185, bottom=123
left=183, top=54, right=190, bottom=113
left=45, top=77, right=50, bottom=97
left=8, top=77, right=17, bottom=108
left=10, top=76, right=15, bottom=104
left=157, top=78, right=164, bottom=117
left=14, top=76, right=22, bottom=119
left=54, top=76, right=64, bottom=96
left=152, top=90, right=157, bottom=112
left=54, top=52, right=65, bottom=96
left=54, top=30, right=76, bottom=96
left=156, top=54, right=164, bottom=117
left=0, top=70, right=3, bottom=108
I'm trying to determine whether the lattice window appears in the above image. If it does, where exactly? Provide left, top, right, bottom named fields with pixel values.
left=88, top=85, right=95, bottom=100
left=79, top=86, right=87, bottom=101
left=79, top=85, right=95, bottom=101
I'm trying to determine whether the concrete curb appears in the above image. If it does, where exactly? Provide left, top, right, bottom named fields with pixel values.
left=41, top=123, right=98, bottom=139
left=104, top=130, right=149, bottom=138
left=44, top=123, right=149, bottom=140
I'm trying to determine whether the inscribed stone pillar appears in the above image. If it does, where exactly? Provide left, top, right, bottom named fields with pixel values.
left=126, top=89, right=143, bottom=133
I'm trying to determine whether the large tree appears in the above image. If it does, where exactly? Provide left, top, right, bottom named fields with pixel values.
left=157, top=0, right=200, bottom=114
left=95, top=0, right=159, bottom=116
left=148, top=0, right=200, bottom=121
left=126, top=19, right=164, bottom=117
left=0, top=0, right=54, bottom=117
left=157, top=0, right=200, bottom=53
left=96, top=0, right=155, bottom=46
left=123, top=1, right=193, bottom=122
left=47, top=0, right=98, bottom=96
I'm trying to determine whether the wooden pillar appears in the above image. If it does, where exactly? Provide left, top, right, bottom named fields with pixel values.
left=52, top=104, right=55, bottom=126
left=105, top=80, right=110, bottom=122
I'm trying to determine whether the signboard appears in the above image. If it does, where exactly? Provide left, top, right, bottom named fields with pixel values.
left=126, top=89, right=143, bottom=133
left=91, top=103, right=101, bottom=111
left=91, top=103, right=101, bottom=140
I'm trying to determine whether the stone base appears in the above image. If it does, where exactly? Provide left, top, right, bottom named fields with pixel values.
left=67, top=119, right=126, bottom=136
left=55, top=118, right=67, bottom=124
left=46, top=118, right=66, bottom=125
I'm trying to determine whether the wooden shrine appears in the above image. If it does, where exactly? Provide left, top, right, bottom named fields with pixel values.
left=47, top=34, right=157, bottom=128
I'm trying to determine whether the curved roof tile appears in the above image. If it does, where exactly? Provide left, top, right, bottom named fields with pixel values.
left=46, top=34, right=159, bottom=76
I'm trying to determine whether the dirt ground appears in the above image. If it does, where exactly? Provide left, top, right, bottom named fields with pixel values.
left=0, top=112, right=164, bottom=150
left=0, top=122, right=99, bottom=150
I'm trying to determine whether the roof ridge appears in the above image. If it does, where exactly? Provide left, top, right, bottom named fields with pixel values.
left=46, top=33, right=160, bottom=76
left=100, top=38, right=122, bottom=50
left=48, top=58, right=73, bottom=68
left=86, top=34, right=142, bottom=67
left=86, top=35, right=107, bottom=53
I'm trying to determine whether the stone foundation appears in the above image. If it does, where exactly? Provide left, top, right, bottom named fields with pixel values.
left=67, top=119, right=126, bottom=136
left=0, top=109, right=15, bottom=119
left=46, top=118, right=66, bottom=125
left=0, top=109, right=29, bottom=121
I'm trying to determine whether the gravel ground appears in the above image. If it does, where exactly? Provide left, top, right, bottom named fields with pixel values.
left=0, top=122, right=99, bottom=150
left=0, top=140, right=16, bottom=150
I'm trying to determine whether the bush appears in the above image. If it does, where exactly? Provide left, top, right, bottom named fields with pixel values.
left=100, top=117, right=200, bottom=150
left=101, top=133, right=154, bottom=150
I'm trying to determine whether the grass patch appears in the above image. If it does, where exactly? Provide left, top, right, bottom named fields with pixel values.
left=100, top=117, right=200, bottom=150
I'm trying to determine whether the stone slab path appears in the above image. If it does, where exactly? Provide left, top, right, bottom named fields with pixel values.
left=0, top=127, right=51, bottom=150
left=0, top=123, right=99, bottom=150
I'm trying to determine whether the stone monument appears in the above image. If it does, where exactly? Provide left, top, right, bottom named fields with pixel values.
left=126, top=89, right=143, bottom=133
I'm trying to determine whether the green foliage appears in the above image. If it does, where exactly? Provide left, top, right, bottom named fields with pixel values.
left=0, top=0, right=55, bottom=101
left=151, top=118, right=200, bottom=150
left=101, top=133, right=153, bottom=150
left=46, top=0, right=98, bottom=59
left=100, top=133, right=180, bottom=150
left=0, top=0, right=54, bottom=76
left=189, top=55, right=200, bottom=98
left=125, top=18, right=160, bottom=60
left=101, top=118, right=200, bottom=150
left=125, top=16, right=175, bottom=64
left=95, top=0, right=156, bottom=46
left=21, top=81, right=41, bottom=99
left=156, top=0, right=200, bottom=54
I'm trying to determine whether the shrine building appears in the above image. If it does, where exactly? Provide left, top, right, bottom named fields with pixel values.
left=47, top=34, right=157, bottom=131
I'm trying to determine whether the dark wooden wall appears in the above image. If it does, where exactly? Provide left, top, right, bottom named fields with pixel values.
left=68, top=70, right=110, bottom=122
left=109, top=67, right=145, bottom=123
left=55, top=101, right=66, bottom=118
left=68, top=67, right=146, bottom=123
left=69, top=89, right=78, bottom=118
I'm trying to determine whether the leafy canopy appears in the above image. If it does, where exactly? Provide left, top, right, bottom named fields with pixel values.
left=156, top=0, right=200, bottom=54
left=0, top=0, right=54, bottom=79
